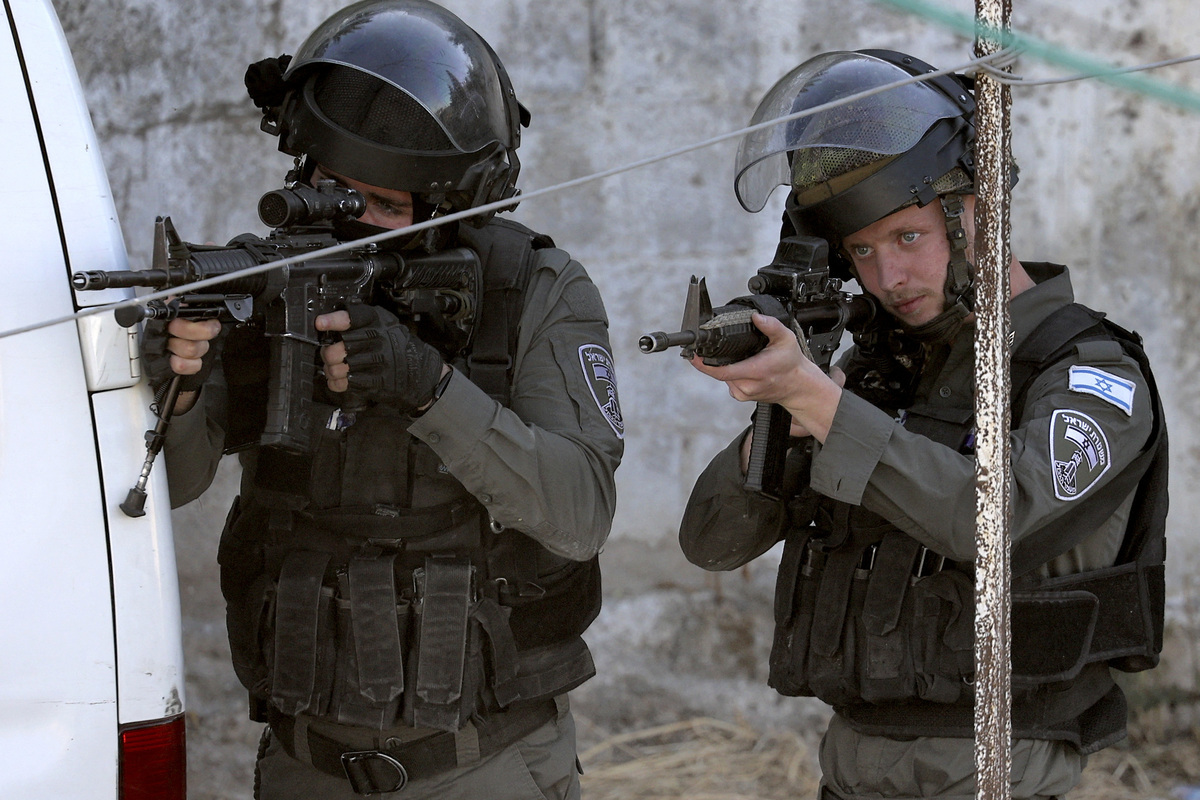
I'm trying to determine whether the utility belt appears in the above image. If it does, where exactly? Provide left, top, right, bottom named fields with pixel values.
left=769, top=524, right=1154, bottom=710
left=269, top=697, right=560, bottom=795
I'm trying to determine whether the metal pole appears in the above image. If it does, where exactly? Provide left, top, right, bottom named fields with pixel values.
left=973, top=0, right=1014, bottom=798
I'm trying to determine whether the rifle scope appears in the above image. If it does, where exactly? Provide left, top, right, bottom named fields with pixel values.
left=258, top=183, right=366, bottom=229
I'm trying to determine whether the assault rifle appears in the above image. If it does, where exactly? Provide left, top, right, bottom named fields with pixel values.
left=639, top=234, right=876, bottom=498
left=73, top=180, right=482, bottom=516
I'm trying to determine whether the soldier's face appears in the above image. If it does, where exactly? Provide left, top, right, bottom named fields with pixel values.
left=842, top=200, right=951, bottom=328
left=312, top=165, right=415, bottom=230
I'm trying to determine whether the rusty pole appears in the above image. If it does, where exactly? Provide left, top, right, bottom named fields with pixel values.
left=973, top=0, right=1014, bottom=798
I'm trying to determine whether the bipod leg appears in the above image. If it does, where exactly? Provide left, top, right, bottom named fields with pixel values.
left=120, top=374, right=182, bottom=517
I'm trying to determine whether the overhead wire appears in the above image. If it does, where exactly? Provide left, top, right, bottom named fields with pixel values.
left=979, top=52, right=1200, bottom=87
left=2, top=11, right=1199, bottom=342
left=0, top=49, right=1014, bottom=342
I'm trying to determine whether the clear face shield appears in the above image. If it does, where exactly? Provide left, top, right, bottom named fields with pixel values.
left=733, top=52, right=967, bottom=214
left=285, top=0, right=515, bottom=156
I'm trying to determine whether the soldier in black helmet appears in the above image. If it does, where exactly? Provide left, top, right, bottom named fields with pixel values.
left=150, top=2, right=623, bottom=797
left=679, top=50, right=1167, bottom=799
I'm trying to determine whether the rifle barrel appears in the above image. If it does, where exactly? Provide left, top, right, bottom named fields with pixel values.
left=639, top=329, right=702, bottom=353
left=72, top=269, right=173, bottom=291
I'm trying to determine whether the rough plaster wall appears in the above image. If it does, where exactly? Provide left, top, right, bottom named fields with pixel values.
left=52, top=0, right=1199, bottom=648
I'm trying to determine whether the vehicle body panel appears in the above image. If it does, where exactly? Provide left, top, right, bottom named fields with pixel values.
left=0, top=0, right=186, bottom=795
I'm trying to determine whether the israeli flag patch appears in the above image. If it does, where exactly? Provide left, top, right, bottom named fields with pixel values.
left=1068, top=365, right=1135, bottom=416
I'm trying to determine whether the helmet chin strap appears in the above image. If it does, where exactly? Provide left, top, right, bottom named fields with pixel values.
left=903, top=193, right=975, bottom=343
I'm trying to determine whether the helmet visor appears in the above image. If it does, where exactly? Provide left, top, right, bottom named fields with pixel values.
left=287, top=0, right=511, bottom=155
left=734, top=52, right=965, bottom=212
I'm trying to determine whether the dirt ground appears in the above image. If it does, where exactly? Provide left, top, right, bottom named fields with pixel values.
left=174, top=475, right=1200, bottom=799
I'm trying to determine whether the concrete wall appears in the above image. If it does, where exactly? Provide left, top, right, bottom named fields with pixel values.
left=52, top=0, right=1200, bottom=653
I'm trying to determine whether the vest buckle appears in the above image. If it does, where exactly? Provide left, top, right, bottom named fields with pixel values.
left=340, top=750, right=408, bottom=795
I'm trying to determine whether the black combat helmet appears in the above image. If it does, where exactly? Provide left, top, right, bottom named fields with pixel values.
left=734, top=50, right=1006, bottom=337
left=251, top=0, right=528, bottom=226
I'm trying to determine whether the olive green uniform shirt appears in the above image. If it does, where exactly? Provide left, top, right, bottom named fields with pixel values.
left=681, top=264, right=1154, bottom=798
left=164, top=243, right=624, bottom=563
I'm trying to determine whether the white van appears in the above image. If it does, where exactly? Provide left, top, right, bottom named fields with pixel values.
left=0, top=0, right=187, bottom=797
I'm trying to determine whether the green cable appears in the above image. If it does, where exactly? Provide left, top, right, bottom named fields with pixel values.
left=874, top=0, right=1200, bottom=112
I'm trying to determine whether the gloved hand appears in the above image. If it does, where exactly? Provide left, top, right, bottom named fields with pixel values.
left=141, top=316, right=224, bottom=394
left=334, top=304, right=445, bottom=414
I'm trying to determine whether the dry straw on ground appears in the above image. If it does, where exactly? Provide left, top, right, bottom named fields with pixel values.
left=579, top=717, right=820, bottom=800
left=576, top=710, right=1200, bottom=800
left=1073, top=710, right=1200, bottom=800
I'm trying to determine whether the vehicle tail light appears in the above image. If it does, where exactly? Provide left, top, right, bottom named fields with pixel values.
left=119, top=714, right=186, bottom=800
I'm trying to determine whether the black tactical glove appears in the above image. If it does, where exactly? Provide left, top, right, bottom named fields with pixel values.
left=140, top=317, right=222, bottom=395
left=340, top=304, right=445, bottom=414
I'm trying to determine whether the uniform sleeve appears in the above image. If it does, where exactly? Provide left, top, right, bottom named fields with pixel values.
left=811, top=342, right=1154, bottom=564
left=407, top=249, right=623, bottom=561
left=677, top=428, right=785, bottom=570
left=162, top=380, right=229, bottom=508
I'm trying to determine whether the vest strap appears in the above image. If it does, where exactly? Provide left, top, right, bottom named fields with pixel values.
left=809, top=506, right=856, bottom=658
left=307, top=498, right=481, bottom=543
left=455, top=218, right=545, bottom=404
left=495, top=637, right=596, bottom=708
left=348, top=554, right=404, bottom=704
left=272, top=550, right=332, bottom=716
left=411, top=556, right=475, bottom=730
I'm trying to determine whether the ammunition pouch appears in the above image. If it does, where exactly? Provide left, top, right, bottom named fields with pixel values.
left=769, top=525, right=974, bottom=706
left=768, top=523, right=1165, bottom=717
left=220, top=494, right=597, bottom=734
left=1012, top=558, right=1165, bottom=678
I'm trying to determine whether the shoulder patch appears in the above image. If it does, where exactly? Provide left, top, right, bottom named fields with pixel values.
left=1049, top=409, right=1111, bottom=501
left=1068, top=365, right=1135, bottom=416
left=578, top=344, right=624, bottom=438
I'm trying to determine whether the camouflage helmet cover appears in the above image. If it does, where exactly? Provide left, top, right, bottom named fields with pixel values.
left=734, top=50, right=977, bottom=241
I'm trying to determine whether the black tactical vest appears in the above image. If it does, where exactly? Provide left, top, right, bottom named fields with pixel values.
left=216, top=219, right=602, bottom=732
left=767, top=302, right=1167, bottom=754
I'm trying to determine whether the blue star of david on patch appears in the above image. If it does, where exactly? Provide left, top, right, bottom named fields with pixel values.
left=1068, top=365, right=1135, bottom=416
